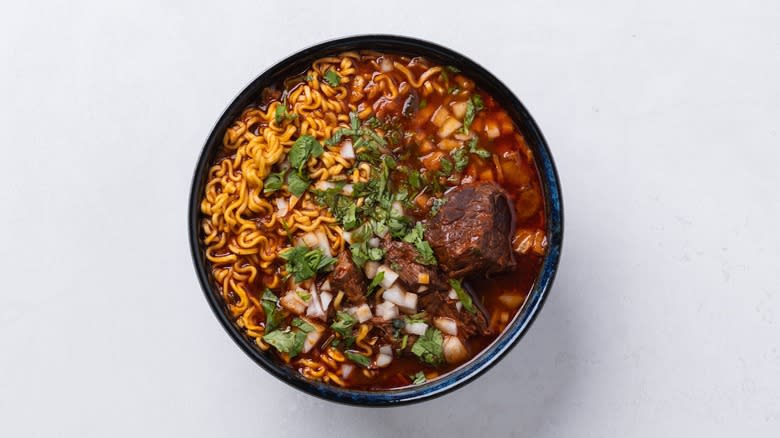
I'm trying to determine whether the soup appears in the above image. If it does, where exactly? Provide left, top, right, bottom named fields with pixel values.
left=199, top=51, right=546, bottom=389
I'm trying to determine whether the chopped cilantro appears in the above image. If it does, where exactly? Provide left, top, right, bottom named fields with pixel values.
left=366, top=271, right=385, bottom=297
left=323, top=69, right=341, bottom=87
left=274, top=103, right=297, bottom=125
left=296, top=289, right=311, bottom=302
left=286, top=171, right=309, bottom=197
left=330, top=311, right=357, bottom=338
left=292, top=318, right=315, bottom=333
left=467, top=137, right=491, bottom=158
left=263, top=329, right=306, bottom=358
left=430, top=198, right=447, bottom=217
left=263, top=169, right=286, bottom=194
left=345, top=351, right=371, bottom=368
left=410, top=327, right=444, bottom=366
left=449, top=278, right=475, bottom=314
left=402, top=222, right=437, bottom=265
left=462, top=95, right=485, bottom=134
left=279, top=246, right=337, bottom=282
left=261, top=289, right=283, bottom=332
left=410, top=371, right=426, bottom=385
left=288, top=135, right=324, bottom=172
left=451, top=147, right=469, bottom=172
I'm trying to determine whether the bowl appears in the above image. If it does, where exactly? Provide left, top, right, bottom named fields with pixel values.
left=188, top=34, right=563, bottom=406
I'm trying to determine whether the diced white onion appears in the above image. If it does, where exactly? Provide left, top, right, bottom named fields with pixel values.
left=320, top=291, right=333, bottom=312
left=376, top=353, right=393, bottom=368
left=314, top=180, right=336, bottom=191
left=380, top=57, right=394, bottom=72
left=280, top=291, right=307, bottom=315
left=340, top=139, right=355, bottom=159
left=375, top=301, right=399, bottom=321
left=320, top=280, right=331, bottom=292
left=448, top=288, right=458, bottom=300
left=303, top=328, right=324, bottom=353
left=377, top=266, right=399, bottom=288
left=382, top=285, right=405, bottom=307
left=434, top=317, right=458, bottom=336
left=438, top=117, right=463, bottom=138
left=368, top=237, right=381, bottom=248
left=306, top=286, right=326, bottom=321
left=451, top=101, right=468, bottom=119
left=404, top=322, right=428, bottom=336
left=275, top=198, right=289, bottom=217
left=342, top=184, right=354, bottom=196
left=443, top=335, right=469, bottom=364
left=354, top=303, right=372, bottom=323
left=485, top=120, right=501, bottom=139
left=363, top=261, right=380, bottom=279
left=401, top=292, right=418, bottom=314
left=342, top=230, right=353, bottom=244
left=456, top=302, right=462, bottom=312
left=431, top=106, right=450, bottom=127
left=315, top=229, right=332, bottom=257
left=379, top=345, right=393, bottom=356
left=341, top=363, right=354, bottom=379
left=498, top=293, right=524, bottom=308
left=417, top=286, right=428, bottom=293
left=302, top=232, right=319, bottom=248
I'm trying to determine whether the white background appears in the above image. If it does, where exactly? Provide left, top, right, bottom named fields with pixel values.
left=1, top=1, right=778, bottom=436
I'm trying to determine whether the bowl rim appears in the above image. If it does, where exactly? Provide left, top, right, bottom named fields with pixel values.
left=188, top=34, right=564, bottom=407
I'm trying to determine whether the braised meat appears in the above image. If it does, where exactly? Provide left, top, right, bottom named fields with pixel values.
left=382, top=239, right=447, bottom=292
left=328, top=251, right=367, bottom=305
left=419, top=291, right=491, bottom=338
left=425, top=182, right=516, bottom=278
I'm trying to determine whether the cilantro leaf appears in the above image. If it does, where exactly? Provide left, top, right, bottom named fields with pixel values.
left=263, top=329, right=306, bottom=358
left=439, top=157, right=454, bottom=175
left=261, top=289, right=283, bottom=332
left=323, top=69, right=341, bottom=87
left=462, top=95, right=485, bottom=134
left=345, top=351, right=371, bottom=368
left=286, top=172, right=309, bottom=197
left=430, top=197, right=447, bottom=217
left=410, top=327, right=444, bottom=366
left=410, top=371, right=426, bottom=385
left=467, top=137, right=491, bottom=159
left=274, top=103, right=297, bottom=125
left=289, top=135, right=324, bottom=172
left=330, top=311, right=357, bottom=338
left=292, top=318, right=315, bottom=333
left=449, top=278, right=475, bottom=314
left=263, top=169, right=286, bottom=194
left=451, top=147, right=469, bottom=172
left=279, top=246, right=336, bottom=282
left=366, top=271, right=385, bottom=297
left=402, top=222, right=437, bottom=265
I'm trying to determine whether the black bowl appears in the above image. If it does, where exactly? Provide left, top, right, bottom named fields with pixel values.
left=189, top=35, right=563, bottom=406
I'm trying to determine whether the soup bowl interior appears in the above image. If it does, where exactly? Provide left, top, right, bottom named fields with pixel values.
left=188, top=34, right=563, bottom=406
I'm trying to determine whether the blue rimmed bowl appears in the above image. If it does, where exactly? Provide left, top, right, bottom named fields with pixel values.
left=188, top=34, right=563, bottom=406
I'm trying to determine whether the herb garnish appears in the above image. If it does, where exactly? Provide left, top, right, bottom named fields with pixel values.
left=410, top=327, right=444, bottom=366
left=323, top=69, right=341, bottom=87
left=410, top=371, right=426, bottom=385
left=330, top=311, right=357, bottom=338
left=263, top=169, right=286, bottom=194
left=402, top=222, right=436, bottom=265
left=279, top=246, right=337, bottom=282
left=449, top=278, right=476, bottom=314
left=261, top=289, right=283, bottom=332
left=366, top=271, right=385, bottom=297
left=262, top=329, right=306, bottom=358
left=345, top=351, right=371, bottom=368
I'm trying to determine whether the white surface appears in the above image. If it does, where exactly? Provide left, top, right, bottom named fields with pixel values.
left=1, top=1, right=779, bottom=436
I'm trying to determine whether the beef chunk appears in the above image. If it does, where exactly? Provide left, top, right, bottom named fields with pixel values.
left=328, top=251, right=366, bottom=305
left=419, top=291, right=491, bottom=338
left=425, top=182, right=516, bottom=278
left=382, top=239, right=447, bottom=292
